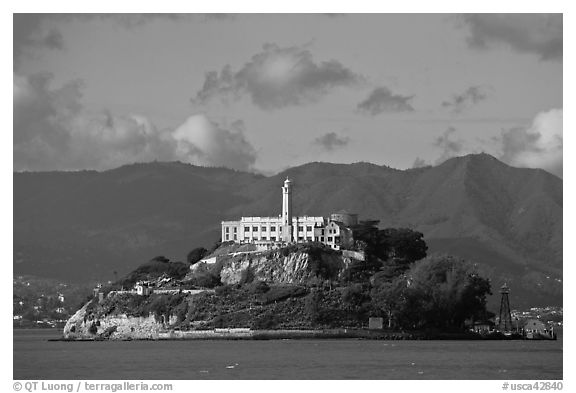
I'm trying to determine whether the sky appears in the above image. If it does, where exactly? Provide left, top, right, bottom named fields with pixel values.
left=13, top=13, right=563, bottom=177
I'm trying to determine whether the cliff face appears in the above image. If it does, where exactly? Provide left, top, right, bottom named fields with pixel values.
left=192, top=249, right=351, bottom=285
left=63, top=298, right=177, bottom=340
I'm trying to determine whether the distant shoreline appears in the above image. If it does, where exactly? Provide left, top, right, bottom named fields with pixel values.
left=49, top=328, right=537, bottom=341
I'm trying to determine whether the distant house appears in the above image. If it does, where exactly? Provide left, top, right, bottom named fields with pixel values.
left=368, top=317, right=384, bottom=330
left=135, top=281, right=152, bottom=296
left=523, top=319, right=547, bottom=333
left=472, top=320, right=495, bottom=333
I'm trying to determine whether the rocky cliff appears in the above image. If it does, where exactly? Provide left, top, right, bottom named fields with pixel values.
left=188, top=247, right=353, bottom=285
left=63, top=297, right=178, bottom=340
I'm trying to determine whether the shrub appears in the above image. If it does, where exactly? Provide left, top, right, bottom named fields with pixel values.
left=341, top=258, right=383, bottom=283
left=261, top=285, right=307, bottom=304
left=215, top=284, right=235, bottom=297
left=251, top=312, right=277, bottom=329
left=150, top=256, right=170, bottom=263
left=213, top=315, right=225, bottom=328
left=117, top=257, right=190, bottom=288
left=304, top=289, right=323, bottom=324
left=248, top=280, right=270, bottom=294
left=173, top=300, right=189, bottom=324
left=342, top=283, right=370, bottom=308
left=190, top=271, right=221, bottom=288
left=88, top=322, right=98, bottom=335
left=187, top=247, right=208, bottom=265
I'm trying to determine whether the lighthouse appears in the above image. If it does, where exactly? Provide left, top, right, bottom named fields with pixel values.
left=281, top=177, right=293, bottom=242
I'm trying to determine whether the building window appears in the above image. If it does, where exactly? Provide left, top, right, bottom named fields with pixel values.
left=233, top=227, right=237, bottom=233
left=328, top=236, right=333, bottom=242
left=320, top=236, right=324, bottom=242
left=306, top=237, right=312, bottom=241
left=261, top=226, right=267, bottom=232
left=225, top=227, right=229, bottom=233
left=321, top=229, right=325, bottom=235
left=298, top=236, right=304, bottom=241
left=244, top=237, right=250, bottom=241
left=262, top=236, right=267, bottom=241
left=270, top=236, right=276, bottom=241
left=298, top=226, right=304, bottom=231
left=271, top=227, right=276, bottom=232
left=253, top=226, right=258, bottom=232
left=233, top=235, right=237, bottom=241
left=306, top=226, right=312, bottom=232
left=225, top=234, right=229, bottom=240
left=244, top=226, right=250, bottom=232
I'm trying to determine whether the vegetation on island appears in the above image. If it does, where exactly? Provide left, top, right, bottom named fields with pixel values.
left=81, top=220, right=494, bottom=333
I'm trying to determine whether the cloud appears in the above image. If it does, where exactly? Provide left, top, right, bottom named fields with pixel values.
left=14, top=14, right=64, bottom=70
left=412, top=157, right=429, bottom=168
left=442, top=86, right=487, bottom=113
left=313, top=132, right=350, bottom=151
left=14, top=73, right=257, bottom=172
left=432, top=127, right=465, bottom=164
left=13, top=14, right=234, bottom=70
left=193, top=43, right=361, bottom=110
left=498, top=109, right=562, bottom=177
left=460, top=14, right=562, bottom=61
left=172, top=116, right=256, bottom=171
left=356, top=87, right=414, bottom=115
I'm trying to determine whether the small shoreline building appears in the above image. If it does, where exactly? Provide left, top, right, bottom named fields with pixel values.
left=221, top=178, right=357, bottom=250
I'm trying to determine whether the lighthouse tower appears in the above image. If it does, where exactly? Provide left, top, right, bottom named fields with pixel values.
left=281, top=177, right=293, bottom=242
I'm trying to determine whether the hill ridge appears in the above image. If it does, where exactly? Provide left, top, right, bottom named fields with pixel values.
left=14, top=154, right=562, bottom=307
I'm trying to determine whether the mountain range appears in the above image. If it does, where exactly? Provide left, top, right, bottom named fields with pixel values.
left=13, top=153, right=562, bottom=308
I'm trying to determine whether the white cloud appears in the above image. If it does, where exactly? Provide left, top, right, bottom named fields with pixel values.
left=194, top=43, right=361, bottom=110
left=173, top=115, right=256, bottom=171
left=499, top=109, right=562, bottom=177
left=14, top=73, right=257, bottom=172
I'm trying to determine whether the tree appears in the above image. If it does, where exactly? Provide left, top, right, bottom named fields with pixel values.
left=371, top=255, right=492, bottom=330
left=371, top=277, right=409, bottom=328
left=150, top=256, right=170, bottom=263
left=351, top=222, right=427, bottom=268
left=342, top=258, right=383, bottom=283
left=187, top=247, right=208, bottom=265
left=350, top=220, right=382, bottom=256
left=342, top=283, right=369, bottom=310
left=380, top=228, right=427, bottom=264
left=304, top=289, right=323, bottom=325
left=407, top=255, right=492, bottom=329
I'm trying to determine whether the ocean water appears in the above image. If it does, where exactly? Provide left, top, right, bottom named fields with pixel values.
left=13, top=329, right=562, bottom=380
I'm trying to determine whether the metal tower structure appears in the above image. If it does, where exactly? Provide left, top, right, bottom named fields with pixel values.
left=498, top=283, right=513, bottom=332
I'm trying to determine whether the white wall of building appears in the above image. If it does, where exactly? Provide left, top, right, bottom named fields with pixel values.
left=220, top=179, right=355, bottom=250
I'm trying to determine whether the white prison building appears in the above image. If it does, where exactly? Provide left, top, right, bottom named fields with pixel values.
left=221, top=178, right=357, bottom=250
